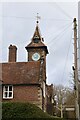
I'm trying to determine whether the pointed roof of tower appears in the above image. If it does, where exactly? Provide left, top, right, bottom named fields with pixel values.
left=25, top=18, right=49, bottom=54
left=32, top=13, right=41, bottom=39
left=32, top=24, right=41, bottom=40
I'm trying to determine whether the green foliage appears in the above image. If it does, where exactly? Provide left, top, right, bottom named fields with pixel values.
left=2, top=102, right=65, bottom=119
left=2, top=102, right=50, bottom=119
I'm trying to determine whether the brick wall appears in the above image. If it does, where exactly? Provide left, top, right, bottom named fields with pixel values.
left=3, top=85, right=43, bottom=110
left=27, top=48, right=46, bottom=62
left=8, top=45, right=17, bottom=62
left=3, top=85, right=38, bottom=103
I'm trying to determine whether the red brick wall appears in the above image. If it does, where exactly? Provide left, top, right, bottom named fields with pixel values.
left=3, top=85, right=38, bottom=103
left=8, top=45, right=17, bottom=62
left=28, top=48, right=46, bottom=62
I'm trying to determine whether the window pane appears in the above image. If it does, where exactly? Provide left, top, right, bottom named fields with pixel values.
left=5, top=92, right=8, bottom=97
left=3, top=85, right=13, bottom=99
left=9, top=86, right=12, bottom=91
left=5, top=86, right=8, bottom=91
left=9, top=92, right=12, bottom=97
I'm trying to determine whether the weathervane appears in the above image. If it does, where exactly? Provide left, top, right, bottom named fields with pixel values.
left=36, top=13, right=41, bottom=24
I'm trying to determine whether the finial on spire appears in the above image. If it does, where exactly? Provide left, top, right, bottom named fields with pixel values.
left=36, top=13, right=41, bottom=24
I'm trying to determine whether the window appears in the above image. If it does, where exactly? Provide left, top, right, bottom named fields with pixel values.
left=3, top=85, right=13, bottom=99
left=34, top=38, right=39, bottom=43
left=33, top=35, right=39, bottom=43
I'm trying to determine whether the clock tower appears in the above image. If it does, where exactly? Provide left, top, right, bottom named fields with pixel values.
left=25, top=19, right=49, bottom=111
left=25, top=20, right=48, bottom=62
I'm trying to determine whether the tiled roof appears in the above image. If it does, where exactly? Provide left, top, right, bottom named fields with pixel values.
left=2, top=62, right=40, bottom=85
left=25, top=42, right=48, bottom=54
left=32, top=25, right=41, bottom=40
left=26, top=41, right=47, bottom=48
left=25, top=24, right=49, bottom=54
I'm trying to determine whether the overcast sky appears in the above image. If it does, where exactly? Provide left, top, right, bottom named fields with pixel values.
left=0, top=1, right=79, bottom=87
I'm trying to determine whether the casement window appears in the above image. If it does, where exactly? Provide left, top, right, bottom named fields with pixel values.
left=3, top=85, right=13, bottom=99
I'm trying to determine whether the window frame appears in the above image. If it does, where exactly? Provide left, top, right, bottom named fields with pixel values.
left=3, top=85, right=13, bottom=99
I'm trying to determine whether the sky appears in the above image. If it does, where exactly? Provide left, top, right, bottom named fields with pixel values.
left=0, top=1, right=79, bottom=87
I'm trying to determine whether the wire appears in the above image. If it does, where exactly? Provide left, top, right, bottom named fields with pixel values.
left=45, top=22, right=73, bottom=44
left=61, top=31, right=73, bottom=84
left=43, top=18, right=72, bottom=21
left=54, top=2, right=73, bottom=20
left=2, top=19, right=73, bottom=49
left=1, top=15, right=34, bottom=20
left=0, top=15, right=73, bottom=21
left=47, top=23, right=73, bottom=86
left=48, top=22, right=73, bottom=46
left=50, top=23, right=72, bottom=55
left=47, top=25, right=70, bottom=45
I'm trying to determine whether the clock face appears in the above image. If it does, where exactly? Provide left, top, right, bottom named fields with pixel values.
left=32, top=53, right=40, bottom=61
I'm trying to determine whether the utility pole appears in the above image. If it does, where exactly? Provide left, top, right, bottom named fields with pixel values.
left=73, top=18, right=79, bottom=119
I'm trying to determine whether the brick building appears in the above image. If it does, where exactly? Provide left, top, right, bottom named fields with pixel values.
left=1, top=21, right=54, bottom=112
left=46, top=84, right=54, bottom=115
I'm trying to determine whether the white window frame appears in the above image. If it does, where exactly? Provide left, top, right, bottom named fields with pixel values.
left=3, top=85, right=13, bottom=99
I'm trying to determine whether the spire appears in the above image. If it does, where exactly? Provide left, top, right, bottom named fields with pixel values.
left=25, top=14, right=49, bottom=54
left=32, top=13, right=41, bottom=42
left=36, top=13, right=40, bottom=24
left=33, top=25, right=41, bottom=39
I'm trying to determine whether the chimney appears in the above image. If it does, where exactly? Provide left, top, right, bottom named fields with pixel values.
left=8, top=44, right=17, bottom=62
